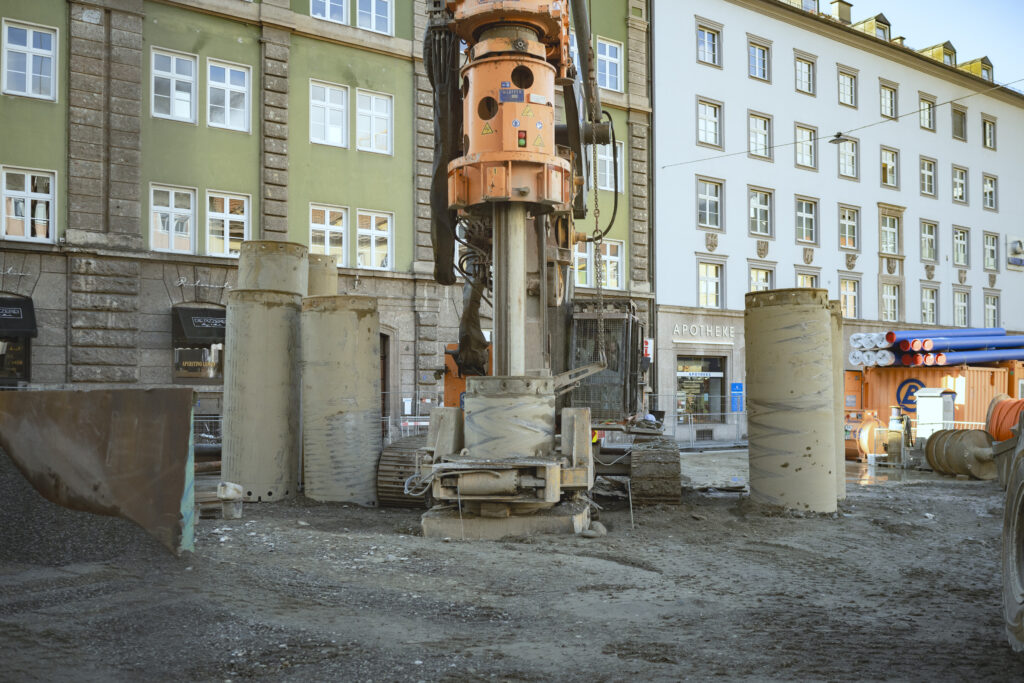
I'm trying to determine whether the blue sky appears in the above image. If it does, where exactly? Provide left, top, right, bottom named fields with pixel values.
left=849, top=0, right=1024, bottom=89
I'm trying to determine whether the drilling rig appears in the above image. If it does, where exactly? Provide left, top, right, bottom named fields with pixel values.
left=393, top=0, right=629, bottom=537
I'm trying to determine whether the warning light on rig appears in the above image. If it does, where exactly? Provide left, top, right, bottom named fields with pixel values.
left=518, top=130, right=527, bottom=148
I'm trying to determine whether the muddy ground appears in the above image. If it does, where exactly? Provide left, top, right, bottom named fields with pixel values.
left=2, top=452, right=1023, bottom=682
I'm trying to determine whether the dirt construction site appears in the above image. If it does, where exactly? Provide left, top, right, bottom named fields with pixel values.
left=3, top=451, right=1023, bottom=682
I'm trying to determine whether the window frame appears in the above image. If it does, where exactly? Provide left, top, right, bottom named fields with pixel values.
left=921, top=285, right=938, bottom=325
left=311, top=0, right=348, bottom=25
left=206, top=58, right=251, bottom=133
left=747, top=111, right=772, bottom=160
left=879, top=80, right=898, bottom=119
left=696, top=176, right=724, bottom=231
left=880, top=146, right=899, bottom=189
left=572, top=240, right=626, bottom=290
left=309, top=79, right=349, bottom=148
left=839, top=277, right=860, bottom=319
left=984, top=292, right=1000, bottom=328
left=748, top=264, right=775, bottom=293
left=357, top=0, right=393, bottom=36
left=879, top=213, right=901, bottom=256
left=747, top=35, right=771, bottom=82
left=793, top=50, right=816, bottom=95
left=837, top=66, right=858, bottom=108
left=982, top=115, right=997, bottom=150
left=205, top=190, right=250, bottom=258
left=952, top=165, right=968, bottom=205
left=983, top=232, right=999, bottom=272
left=1, top=19, right=58, bottom=101
left=952, top=226, right=969, bottom=267
left=149, top=183, right=196, bottom=254
left=355, top=209, right=393, bottom=271
left=953, top=288, right=970, bottom=327
left=951, top=104, right=968, bottom=142
left=794, top=123, right=818, bottom=170
left=837, top=137, right=859, bottom=180
left=794, top=195, right=818, bottom=246
left=596, top=36, right=623, bottom=92
left=697, top=259, right=724, bottom=309
left=150, top=47, right=198, bottom=124
left=309, top=203, right=349, bottom=266
left=920, top=220, right=938, bottom=263
left=919, top=93, right=936, bottom=131
left=2, top=165, right=57, bottom=244
left=747, top=186, right=773, bottom=238
left=881, top=282, right=900, bottom=323
left=355, top=88, right=394, bottom=155
left=695, top=18, right=723, bottom=67
left=982, top=174, right=998, bottom=212
left=597, top=239, right=625, bottom=290
left=695, top=96, right=724, bottom=150
left=597, top=141, right=625, bottom=192
left=795, top=267, right=820, bottom=289
left=919, top=156, right=936, bottom=198
left=838, top=204, right=859, bottom=251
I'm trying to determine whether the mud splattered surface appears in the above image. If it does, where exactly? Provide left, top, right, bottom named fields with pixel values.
left=2, top=453, right=1023, bottom=681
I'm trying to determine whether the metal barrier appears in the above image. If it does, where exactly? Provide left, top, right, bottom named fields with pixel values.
left=381, top=391, right=442, bottom=446
left=647, top=395, right=748, bottom=449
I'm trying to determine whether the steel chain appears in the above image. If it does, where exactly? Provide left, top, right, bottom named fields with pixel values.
left=591, top=133, right=606, bottom=367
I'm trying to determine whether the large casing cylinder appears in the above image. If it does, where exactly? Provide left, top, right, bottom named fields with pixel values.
left=222, top=289, right=302, bottom=502
left=301, top=296, right=382, bottom=505
left=236, top=241, right=309, bottom=296
left=307, top=254, right=338, bottom=296
left=829, top=301, right=847, bottom=501
left=745, top=289, right=838, bottom=513
left=463, top=376, right=556, bottom=460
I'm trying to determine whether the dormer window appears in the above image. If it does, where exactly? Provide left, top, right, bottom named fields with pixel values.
left=875, top=25, right=889, bottom=40
left=982, top=66, right=993, bottom=81
left=943, top=52, right=954, bottom=65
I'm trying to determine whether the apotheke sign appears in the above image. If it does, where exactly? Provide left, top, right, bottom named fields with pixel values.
left=673, top=322, right=737, bottom=344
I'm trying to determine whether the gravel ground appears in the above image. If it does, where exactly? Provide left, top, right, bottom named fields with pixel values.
left=2, top=451, right=1023, bottom=682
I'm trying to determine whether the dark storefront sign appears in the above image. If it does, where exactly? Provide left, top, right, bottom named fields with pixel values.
left=0, top=297, right=37, bottom=337
left=0, top=297, right=37, bottom=385
left=172, top=307, right=226, bottom=382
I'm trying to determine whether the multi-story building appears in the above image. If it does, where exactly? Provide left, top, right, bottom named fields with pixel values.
left=653, top=0, right=1024, bottom=422
left=0, top=0, right=652, bottom=432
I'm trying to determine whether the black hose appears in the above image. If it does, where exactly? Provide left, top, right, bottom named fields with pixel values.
left=588, top=110, right=619, bottom=241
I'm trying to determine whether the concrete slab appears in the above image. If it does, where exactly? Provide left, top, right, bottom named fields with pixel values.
left=421, top=500, right=590, bottom=540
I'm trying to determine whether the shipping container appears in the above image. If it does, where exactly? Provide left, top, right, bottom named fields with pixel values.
left=843, top=370, right=864, bottom=458
left=992, top=361, right=1024, bottom=398
left=862, top=365, right=1008, bottom=426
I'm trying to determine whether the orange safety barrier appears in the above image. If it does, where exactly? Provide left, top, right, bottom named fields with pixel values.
left=987, top=397, right=1024, bottom=442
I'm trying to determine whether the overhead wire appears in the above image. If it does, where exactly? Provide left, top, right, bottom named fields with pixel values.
left=660, top=75, right=1024, bottom=170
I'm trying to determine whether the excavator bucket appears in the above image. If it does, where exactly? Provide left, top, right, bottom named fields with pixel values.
left=0, top=388, right=196, bottom=555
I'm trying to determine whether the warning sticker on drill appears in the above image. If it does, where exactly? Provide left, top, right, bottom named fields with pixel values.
left=499, top=88, right=524, bottom=103
left=532, top=134, right=544, bottom=147
left=481, top=122, right=494, bottom=135
left=521, top=104, right=534, bottom=117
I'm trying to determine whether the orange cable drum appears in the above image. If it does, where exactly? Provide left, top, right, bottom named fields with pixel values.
left=987, top=398, right=1024, bottom=442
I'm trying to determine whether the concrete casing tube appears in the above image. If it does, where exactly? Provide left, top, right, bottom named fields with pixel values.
left=829, top=301, right=847, bottom=502
left=236, top=241, right=309, bottom=296
left=307, top=254, right=338, bottom=296
left=301, top=296, right=381, bottom=505
left=745, top=289, right=838, bottom=513
left=222, top=289, right=302, bottom=502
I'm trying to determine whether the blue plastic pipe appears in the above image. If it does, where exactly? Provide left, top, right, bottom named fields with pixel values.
left=935, top=348, right=1024, bottom=366
left=924, top=335, right=1024, bottom=352
left=886, top=327, right=1005, bottom=344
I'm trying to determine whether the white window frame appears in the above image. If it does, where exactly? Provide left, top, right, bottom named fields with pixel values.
left=311, top=0, right=348, bottom=25
left=698, top=261, right=723, bottom=309
left=880, top=215, right=899, bottom=255
left=310, top=80, right=349, bottom=148
left=357, top=0, right=393, bottom=35
left=149, top=184, right=195, bottom=254
left=696, top=98, right=722, bottom=148
left=881, top=147, right=899, bottom=188
left=596, top=37, right=623, bottom=92
left=749, top=266, right=773, bottom=292
left=795, top=125, right=816, bottom=169
left=838, top=69, right=857, bottom=107
left=573, top=241, right=591, bottom=287
left=748, top=113, right=771, bottom=159
left=921, top=287, right=938, bottom=325
left=919, top=95, right=936, bottom=131
left=597, top=141, right=624, bottom=192
left=983, top=117, right=997, bottom=150
left=697, top=178, right=722, bottom=230
left=310, top=204, right=348, bottom=266
left=920, top=222, right=937, bottom=262
left=953, top=290, right=970, bottom=327
left=953, top=227, right=969, bottom=266
left=985, top=294, right=1000, bottom=328
left=356, top=89, right=393, bottom=155
left=748, top=40, right=770, bottom=81
left=206, top=191, right=250, bottom=257
left=983, top=174, right=997, bottom=211
left=598, top=240, right=624, bottom=290
left=952, top=105, right=967, bottom=142
left=920, top=157, right=936, bottom=197
left=748, top=188, right=772, bottom=237
left=2, top=166, right=56, bottom=244
left=838, top=139, right=858, bottom=179
left=795, top=198, right=817, bottom=244
left=984, top=233, right=999, bottom=271
left=794, top=56, right=815, bottom=94
left=574, top=239, right=624, bottom=289
left=880, top=84, right=897, bottom=118
left=696, top=24, right=720, bottom=66
left=207, top=59, right=250, bottom=133
left=151, top=48, right=197, bottom=123
left=356, top=209, right=393, bottom=271
left=952, top=166, right=968, bottom=204
left=840, top=278, right=859, bottom=319
left=796, top=271, right=818, bottom=289
left=882, top=283, right=900, bottom=323
left=839, top=206, right=858, bottom=250
left=2, top=20, right=57, bottom=101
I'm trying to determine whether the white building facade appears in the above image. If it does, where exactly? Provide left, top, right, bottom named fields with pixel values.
left=652, top=0, right=1024, bottom=420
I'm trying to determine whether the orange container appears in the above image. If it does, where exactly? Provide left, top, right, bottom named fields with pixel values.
left=993, top=360, right=1024, bottom=398
left=862, top=365, right=1008, bottom=425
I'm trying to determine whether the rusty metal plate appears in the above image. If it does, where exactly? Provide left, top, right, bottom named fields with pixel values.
left=0, top=388, right=195, bottom=555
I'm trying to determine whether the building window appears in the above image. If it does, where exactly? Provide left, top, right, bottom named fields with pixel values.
left=880, top=148, right=898, bottom=188
left=748, top=189, right=771, bottom=236
left=748, top=41, right=770, bottom=81
left=569, top=32, right=579, bottom=71
left=310, top=204, right=347, bottom=265
left=920, top=157, right=935, bottom=196
left=208, top=60, right=249, bottom=132
left=952, top=166, right=967, bottom=204
left=310, top=81, right=348, bottom=147
left=797, top=272, right=818, bottom=288
left=152, top=50, right=196, bottom=122
left=356, top=90, right=392, bottom=154
left=952, top=106, right=967, bottom=141
left=983, top=117, right=996, bottom=150
left=356, top=210, right=391, bottom=270
left=880, top=215, right=899, bottom=255
left=312, top=0, right=347, bottom=24
left=697, top=25, right=720, bottom=65
left=697, top=99, right=721, bottom=147
left=985, top=294, right=1000, bottom=328
left=943, top=51, right=954, bottom=66
left=796, top=198, right=816, bottom=244
left=882, top=284, right=900, bottom=323
left=750, top=267, right=773, bottom=292
left=150, top=185, right=194, bottom=253
left=954, top=290, right=969, bottom=327
left=795, top=57, right=814, bottom=94
left=207, top=192, right=248, bottom=257
left=839, top=206, right=858, bottom=249
left=982, top=66, right=993, bottom=81
left=2, top=168, right=55, bottom=244
left=840, top=279, right=859, bottom=318
left=953, top=227, right=968, bottom=266
left=880, top=85, right=897, bottom=118
left=919, top=96, right=935, bottom=130
left=2, top=21, right=56, bottom=100
left=921, top=287, right=937, bottom=325
left=838, top=140, right=857, bottom=179
left=596, top=38, right=622, bottom=91
left=795, top=126, right=816, bottom=168
left=697, top=179, right=722, bottom=230
left=838, top=69, right=857, bottom=107
left=748, top=114, right=771, bottom=158
left=357, top=0, right=392, bottom=34
left=172, top=306, right=226, bottom=383
left=984, top=233, right=999, bottom=271
left=597, top=142, right=624, bottom=192
left=698, top=262, right=722, bottom=308
left=573, top=241, right=590, bottom=287
left=574, top=240, right=623, bottom=289
left=676, top=356, right=726, bottom=416
left=920, top=222, right=937, bottom=261
left=983, top=175, right=997, bottom=210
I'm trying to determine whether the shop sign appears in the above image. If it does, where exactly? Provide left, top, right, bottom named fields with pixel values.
left=643, top=338, right=654, bottom=359
left=678, top=371, right=723, bottom=378
left=672, top=322, right=737, bottom=344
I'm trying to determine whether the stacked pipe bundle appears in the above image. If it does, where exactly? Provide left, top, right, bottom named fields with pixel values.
left=849, top=327, right=1024, bottom=367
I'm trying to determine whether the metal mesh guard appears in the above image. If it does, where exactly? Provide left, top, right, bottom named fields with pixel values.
left=571, top=317, right=627, bottom=420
